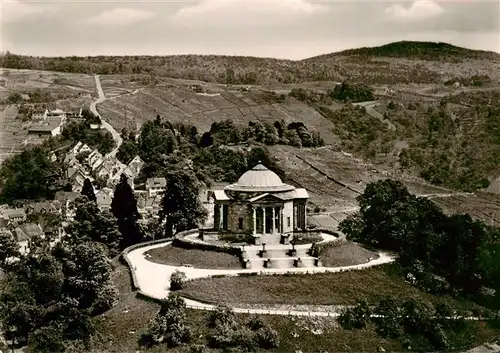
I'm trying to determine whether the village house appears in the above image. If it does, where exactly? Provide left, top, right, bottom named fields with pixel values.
left=31, top=108, right=48, bottom=121
left=68, top=167, right=92, bottom=193
left=135, top=191, right=162, bottom=219
left=87, top=150, right=105, bottom=171
left=66, top=107, right=83, bottom=119
left=146, top=178, right=167, bottom=197
left=96, top=187, right=114, bottom=211
left=70, top=142, right=93, bottom=157
left=0, top=207, right=27, bottom=227
left=25, top=201, right=62, bottom=215
left=46, top=108, right=67, bottom=122
left=13, top=223, right=44, bottom=255
left=54, top=191, right=80, bottom=220
left=28, top=117, right=64, bottom=137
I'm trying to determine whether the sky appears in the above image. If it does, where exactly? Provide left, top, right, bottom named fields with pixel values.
left=1, top=0, right=499, bottom=60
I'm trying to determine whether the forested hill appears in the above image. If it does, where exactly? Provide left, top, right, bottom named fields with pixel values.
left=305, top=41, right=500, bottom=62
left=1, top=41, right=498, bottom=85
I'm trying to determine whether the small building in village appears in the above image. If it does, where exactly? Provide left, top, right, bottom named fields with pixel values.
left=146, top=178, right=167, bottom=197
left=28, top=117, right=64, bottom=137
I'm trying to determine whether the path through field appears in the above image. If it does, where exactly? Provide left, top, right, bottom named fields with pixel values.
left=90, top=75, right=123, bottom=158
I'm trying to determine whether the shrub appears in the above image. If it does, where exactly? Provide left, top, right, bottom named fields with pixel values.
left=207, top=305, right=237, bottom=329
left=373, top=297, right=403, bottom=338
left=426, top=322, right=450, bottom=350
left=256, top=326, right=280, bottom=348
left=170, top=270, right=187, bottom=290
left=401, top=299, right=434, bottom=334
left=231, top=326, right=258, bottom=351
left=338, top=300, right=371, bottom=330
left=246, top=315, right=266, bottom=331
left=90, top=284, right=118, bottom=315
left=208, top=322, right=236, bottom=348
left=145, top=294, right=191, bottom=347
left=164, top=321, right=192, bottom=347
left=27, top=325, right=65, bottom=353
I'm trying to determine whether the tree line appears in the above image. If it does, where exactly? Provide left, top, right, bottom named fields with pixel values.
left=339, top=179, right=500, bottom=300
left=290, top=81, right=375, bottom=104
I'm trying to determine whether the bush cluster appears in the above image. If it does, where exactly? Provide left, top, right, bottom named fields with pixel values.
left=339, top=297, right=473, bottom=351
left=206, top=306, right=279, bottom=352
left=144, top=294, right=192, bottom=347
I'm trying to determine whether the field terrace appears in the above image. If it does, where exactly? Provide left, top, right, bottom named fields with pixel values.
left=97, top=78, right=338, bottom=140
left=432, top=191, right=500, bottom=225
left=0, top=106, right=28, bottom=165
left=0, top=69, right=95, bottom=101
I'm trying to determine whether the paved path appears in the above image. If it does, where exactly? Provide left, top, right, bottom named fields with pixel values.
left=126, top=236, right=395, bottom=317
left=90, top=75, right=123, bottom=158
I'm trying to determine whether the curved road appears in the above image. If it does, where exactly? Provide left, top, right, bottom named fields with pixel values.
left=126, top=239, right=395, bottom=317
left=90, top=75, right=123, bottom=158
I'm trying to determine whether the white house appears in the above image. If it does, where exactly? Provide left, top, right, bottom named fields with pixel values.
left=146, top=178, right=167, bottom=197
left=31, top=108, right=48, bottom=121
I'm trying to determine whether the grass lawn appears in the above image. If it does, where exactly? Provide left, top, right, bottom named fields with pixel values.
left=321, top=242, right=379, bottom=267
left=144, top=244, right=243, bottom=269
left=84, top=262, right=500, bottom=353
left=180, top=264, right=486, bottom=310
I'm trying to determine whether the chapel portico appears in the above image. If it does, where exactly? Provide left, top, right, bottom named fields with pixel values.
left=210, top=163, right=309, bottom=244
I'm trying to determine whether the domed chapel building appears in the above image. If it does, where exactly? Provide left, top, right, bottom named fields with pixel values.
left=210, top=163, right=309, bottom=244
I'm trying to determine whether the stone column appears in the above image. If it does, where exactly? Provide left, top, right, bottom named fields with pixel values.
left=219, top=204, right=223, bottom=229
left=280, top=207, right=284, bottom=233
left=261, top=207, right=266, bottom=234
left=303, top=203, right=307, bottom=230
left=272, top=207, right=276, bottom=233
left=252, top=206, right=256, bottom=235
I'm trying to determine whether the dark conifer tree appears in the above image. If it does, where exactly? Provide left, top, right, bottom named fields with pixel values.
left=81, top=178, right=96, bottom=203
left=111, top=174, right=142, bottom=248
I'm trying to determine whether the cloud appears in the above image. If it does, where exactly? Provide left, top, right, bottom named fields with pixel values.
left=86, top=8, right=154, bottom=26
left=385, top=0, right=445, bottom=22
left=1, top=0, right=47, bottom=23
left=171, top=0, right=327, bottom=28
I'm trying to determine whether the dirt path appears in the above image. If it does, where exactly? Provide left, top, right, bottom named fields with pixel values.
left=90, top=75, right=123, bottom=158
left=353, top=100, right=396, bottom=131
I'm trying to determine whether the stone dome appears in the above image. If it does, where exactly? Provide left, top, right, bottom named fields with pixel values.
left=225, top=164, right=295, bottom=192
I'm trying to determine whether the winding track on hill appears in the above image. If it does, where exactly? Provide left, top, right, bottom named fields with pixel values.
left=90, top=75, right=123, bottom=158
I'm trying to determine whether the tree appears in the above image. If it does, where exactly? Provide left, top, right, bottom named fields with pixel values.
left=62, top=242, right=115, bottom=310
left=27, top=325, right=65, bottom=353
left=0, top=147, right=62, bottom=204
left=80, top=178, right=96, bottom=203
left=160, top=170, right=207, bottom=238
left=111, top=174, right=142, bottom=248
left=116, top=139, right=138, bottom=165
left=0, top=230, right=20, bottom=269
left=285, top=129, right=302, bottom=147
left=65, top=197, right=121, bottom=254
left=338, top=299, right=371, bottom=329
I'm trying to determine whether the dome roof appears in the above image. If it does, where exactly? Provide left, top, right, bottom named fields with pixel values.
left=225, top=164, right=295, bottom=192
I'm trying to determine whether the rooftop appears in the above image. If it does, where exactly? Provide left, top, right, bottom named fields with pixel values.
left=225, top=163, right=295, bottom=193
left=146, top=177, right=167, bottom=188
left=28, top=117, right=62, bottom=132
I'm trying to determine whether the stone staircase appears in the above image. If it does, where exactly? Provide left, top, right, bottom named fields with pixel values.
left=242, top=244, right=321, bottom=270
